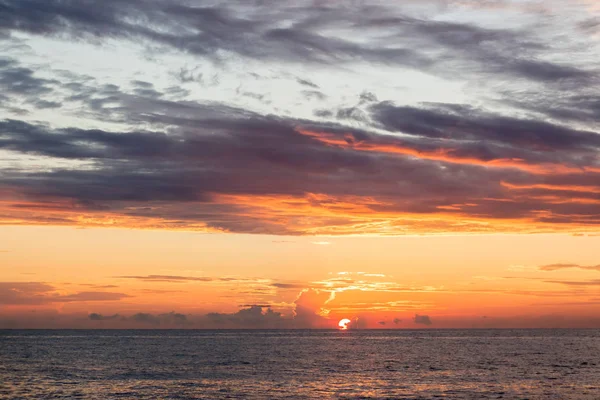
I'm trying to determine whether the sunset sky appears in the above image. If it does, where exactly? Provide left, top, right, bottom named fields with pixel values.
left=1, top=0, right=600, bottom=329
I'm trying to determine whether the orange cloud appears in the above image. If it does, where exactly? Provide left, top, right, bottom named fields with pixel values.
left=3, top=190, right=600, bottom=236
left=298, top=129, right=593, bottom=175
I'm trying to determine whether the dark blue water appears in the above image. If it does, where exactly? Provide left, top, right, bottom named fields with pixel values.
left=1, top=329, right=600, bottom=399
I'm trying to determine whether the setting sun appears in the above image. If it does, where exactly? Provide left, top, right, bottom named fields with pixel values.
left=338, top=319, right=352, bottom=330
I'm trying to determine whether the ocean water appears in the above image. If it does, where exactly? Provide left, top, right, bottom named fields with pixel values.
left=1, top=330, right=600, bottom=399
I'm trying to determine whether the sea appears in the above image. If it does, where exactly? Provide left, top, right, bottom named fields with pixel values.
left=1, top=329, right=600, bottom=399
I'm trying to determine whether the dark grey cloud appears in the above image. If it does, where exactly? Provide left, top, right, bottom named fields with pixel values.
left=0, top=57, right=62, bottom=114
left=359, top=91, right=378, bottom=104
left=160, top=311, right=188, bottom=325
left=369, top=102, right=600, bottom=157
left=413, top=314, right=432, bottom=326
left=297, top=78, right=319, bottom=88
left=0, top=2, right=599, bottom=235
left=7, top=308, right=600, bottom=329
left=0, top=1, right=422, bottom=66
left=85, top=311, right=188, bottom=326
left=2, top=93, right=599, bottom=234
left=0, top=58, right=57, bottom=96
left=86, top=307, right=293, bottom=329
left=32, top=100, right=62, bottom=109
left=207, top=306, right=285, bottom=328
left=0, top=0, right=593, bottom=86
left=507, top=93, right=600, bottom=128
left=509, top=60, right=592, bottom=83
left=393, top=16, right=594, bottom=85
left=89, top=313, right=120, bottom=321
left=131, top=313, right=160, bottom=325
left=131, top=312, right=189, bottom=325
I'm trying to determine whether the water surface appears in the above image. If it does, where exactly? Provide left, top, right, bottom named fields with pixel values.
left=1, top=329, right=600, bottom=399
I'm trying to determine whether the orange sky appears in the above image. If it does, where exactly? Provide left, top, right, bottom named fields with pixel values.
left=2, top=225, right=600, bottom=329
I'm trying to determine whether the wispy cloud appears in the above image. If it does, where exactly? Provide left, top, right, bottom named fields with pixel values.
left=538, top=263, right=600, bottom=272
left=116, top=275, right=215, bottom=283
left=115, top=275, right=261, bottom=283
left=0, top=282, right=130, bottom=305
left=545, top=279, right=600, bottom=286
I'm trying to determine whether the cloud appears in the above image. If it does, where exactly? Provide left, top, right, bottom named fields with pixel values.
left=116, top=275, right=214, bottom=283
left=7, top=308, right=600, bottom=329
left=293, top=289, right=334, bottom=327
left=88, top=311, right=188, bottom=326
left=0, top=58, right=57, bottom=96
left=89, top=313, right=120, bottom=321
left=538, top=263, right=600, bottom=272
left=297, top=78, right=319, bottom=88
left=413, top=314, right=433, bottom=326
left=82, top=284, right=119, bottom=289
left=545, top=279, right=600, bottom=286
left=207, top=306, right=284, bottom=328
left=270, top=282, right=308, bottom=289
left=0, top=1, right=427, bottom=67
left=0, top=1, right=599, bottom=236
left=116, top=275, right=259, bottom=284
left=2, top=95, right=600, bottom=235
left=138, top=289, right=184, bottom=294
left=57, top=292, right=131, bottom=302
left=0, top=282, right=130, bottom=305
left=239, top=304, right=273, bottom=308
left=82, top=300, right=327, bottom=329
left=367, top=102, right=600, bottom=168
left=159, top=311, right=189, bottom=325
left=1, top=0, right=591, bottom=87
left=5, top=302, right=311, bottom=329
left=131, top=313, right=160, bottom=325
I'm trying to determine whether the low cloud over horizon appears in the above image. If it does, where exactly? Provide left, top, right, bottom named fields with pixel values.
left=4, top=306, right=600, bottom=329
left=3, top=264, right=600, bottom=329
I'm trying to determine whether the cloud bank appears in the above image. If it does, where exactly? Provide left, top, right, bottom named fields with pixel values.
left=0, top=0, right=598, bottom=235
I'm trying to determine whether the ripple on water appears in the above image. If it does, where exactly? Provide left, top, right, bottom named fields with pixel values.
left=1, top=329, right=600, bottom=399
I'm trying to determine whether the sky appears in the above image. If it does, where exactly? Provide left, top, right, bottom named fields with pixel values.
left=1, top=0, right=600, bottom=329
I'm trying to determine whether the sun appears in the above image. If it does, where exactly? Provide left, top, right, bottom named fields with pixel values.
left=338, top=318, right=352, bottom=330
